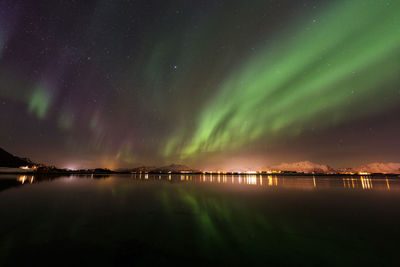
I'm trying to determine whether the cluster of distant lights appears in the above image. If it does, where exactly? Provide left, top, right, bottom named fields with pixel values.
left=19, top=166, right=38, bottom=170
left=16, top=165, right=375, bottom=176
left=130, top=170, right=284, bottom=175
left=201, top=170, right=281, bottom=175
left=155, top=170, right=372, bottom=175
left=200, top=171, right=374, bottom=175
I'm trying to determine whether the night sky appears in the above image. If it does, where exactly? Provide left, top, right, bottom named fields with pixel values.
left=0, top=0, right=399, bottom=170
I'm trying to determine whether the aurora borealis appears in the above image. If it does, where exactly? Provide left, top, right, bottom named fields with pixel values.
left=0, top=0, right=399, bottom=169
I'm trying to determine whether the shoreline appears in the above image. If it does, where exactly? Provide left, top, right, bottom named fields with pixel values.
left=0, top=171, right=399, bottom=178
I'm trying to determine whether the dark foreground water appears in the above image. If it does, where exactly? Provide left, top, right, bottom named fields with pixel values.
left=0, top=174, right=399, bottom=266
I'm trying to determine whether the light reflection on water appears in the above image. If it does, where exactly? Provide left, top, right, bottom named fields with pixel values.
left=127, top=173, right=396, bottom=191
left=0, top=173, right=396, bottom=193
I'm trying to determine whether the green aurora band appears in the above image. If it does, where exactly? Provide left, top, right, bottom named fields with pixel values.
left=164, top=0, right=400, bottom=161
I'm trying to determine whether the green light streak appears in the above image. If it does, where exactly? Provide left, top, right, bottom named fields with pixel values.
left=165, top=0, right=400, bottom=159
left=116, top=145, right=138, bottom=164
left=28, top=88, right=51, bottom=119
left=157, top=185, right=275, bottom=256
left=58, top=111, right=73, bottom=130
left=89, top=111, right=100, bottom=131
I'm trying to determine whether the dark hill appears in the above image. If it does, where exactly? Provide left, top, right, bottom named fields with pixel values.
left=0, top=147, right=33, bottom=168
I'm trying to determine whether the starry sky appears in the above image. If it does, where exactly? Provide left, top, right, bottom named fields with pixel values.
left=0, top=0, right=399, bottom=170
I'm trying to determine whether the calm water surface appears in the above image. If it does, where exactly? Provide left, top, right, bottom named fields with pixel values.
left=1, top=174, right=399, bottom=266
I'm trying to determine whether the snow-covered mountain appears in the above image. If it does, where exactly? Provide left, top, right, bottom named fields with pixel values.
left=352, top=162, right=400, bottom=174
left=269, top=161, right=336, bottom=174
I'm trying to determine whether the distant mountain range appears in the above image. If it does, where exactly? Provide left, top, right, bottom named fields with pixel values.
left=0, top=148, right=34, bottom=168
left=345, top=162, right=400, bottom=174
left=269, top=161, right=400, bottom=174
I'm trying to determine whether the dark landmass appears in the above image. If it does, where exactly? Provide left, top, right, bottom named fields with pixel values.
left=0, top=147, right=35, bottom=168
